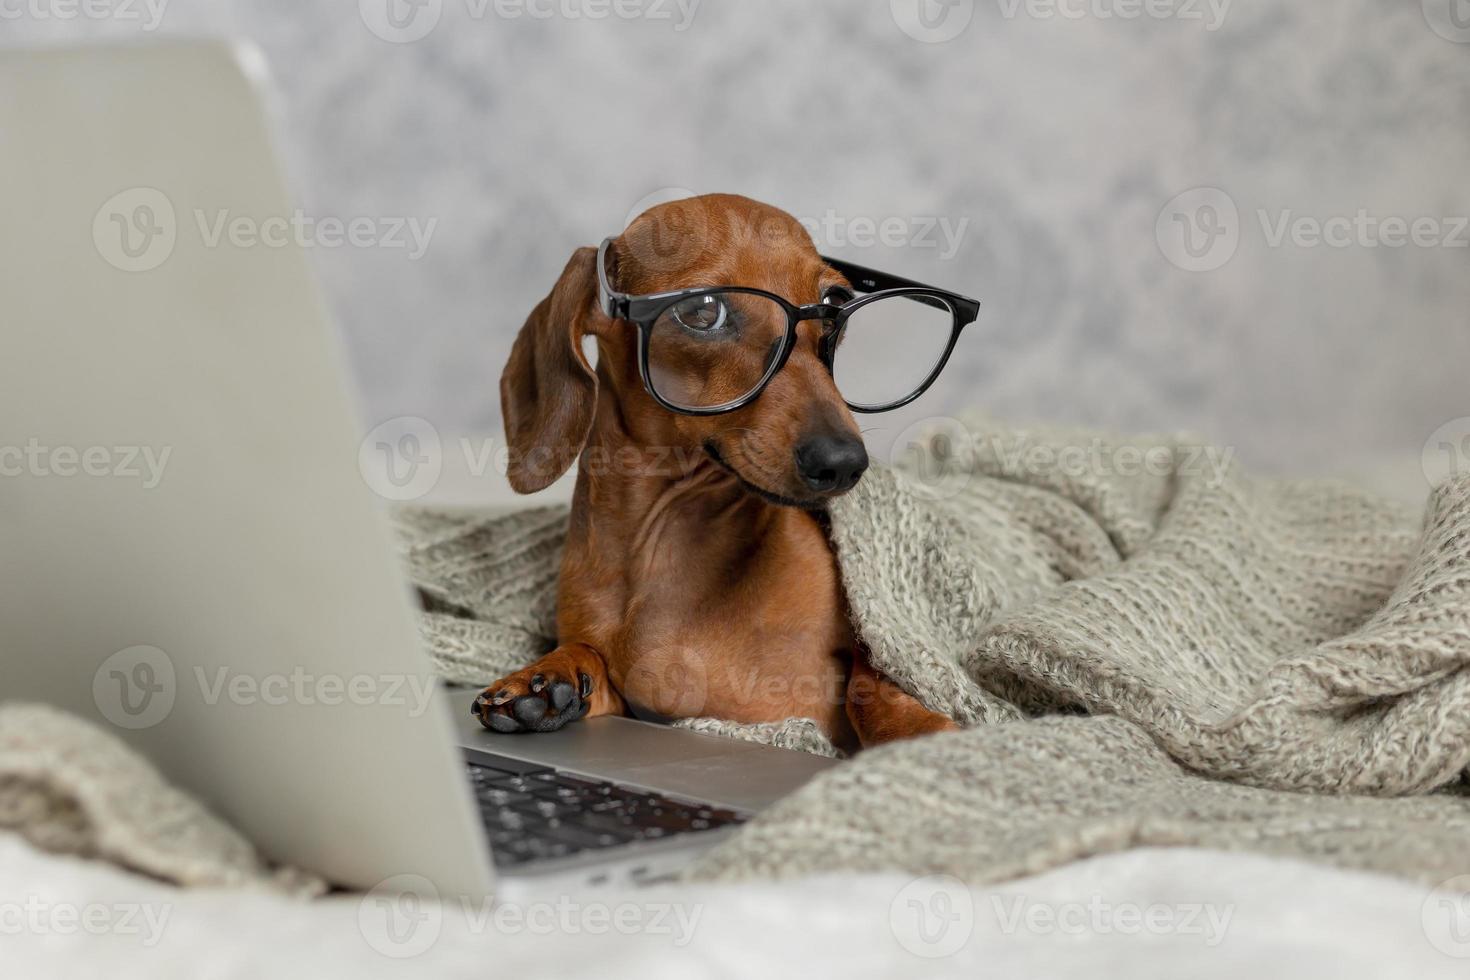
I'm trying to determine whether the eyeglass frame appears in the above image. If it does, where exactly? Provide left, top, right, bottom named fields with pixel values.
left=594, top=237, right=981, bottom=416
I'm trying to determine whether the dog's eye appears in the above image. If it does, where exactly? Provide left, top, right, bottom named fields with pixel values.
left=822, top=286, right=854, bottom=306
left=670, top=294, right=728, bottom=332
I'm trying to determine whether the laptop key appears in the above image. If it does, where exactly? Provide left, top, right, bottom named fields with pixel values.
left=482, top=807, right=525, bottom=830
left=632, top=807, right=700, bottom=833
left=541, top=823, right=624, bottom=850
left=570, top=811, right=646, bottom=839
left=529, top=784, right=597, bottom=802
left=516, top=799, right=564, bottom=819
left=483, top=775, right=540, bottom=792
left=479, top=788, right=536, bottom=807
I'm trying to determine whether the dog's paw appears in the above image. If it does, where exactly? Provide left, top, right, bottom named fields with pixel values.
left=470, top=666, right=594, bottom=734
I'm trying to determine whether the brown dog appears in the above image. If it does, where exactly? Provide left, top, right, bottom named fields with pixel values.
left=471, top=194, right=957, bottom=753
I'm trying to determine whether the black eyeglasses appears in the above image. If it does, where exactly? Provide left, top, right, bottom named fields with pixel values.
left=595, top=237, right=980, bottom=416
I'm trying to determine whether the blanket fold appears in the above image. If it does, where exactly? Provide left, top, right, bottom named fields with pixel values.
left=0, top=703, right=321, bottom=893
left=399, top=417, right=1470, bottom=797
left=393, top=417, right=1470, bottom=882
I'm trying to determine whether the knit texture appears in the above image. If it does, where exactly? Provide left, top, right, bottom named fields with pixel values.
left=0, top=703, right=322, bottom=893
left=690, top=715, right=1470, bottom=884
left=395, top=416, right=1470, bottom=882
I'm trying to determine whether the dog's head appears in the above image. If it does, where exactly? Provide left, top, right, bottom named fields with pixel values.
left=501, top=193, right=866, bottom=507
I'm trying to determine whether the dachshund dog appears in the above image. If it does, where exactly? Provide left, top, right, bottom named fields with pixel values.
left=471, top=194, right=958, bottom=753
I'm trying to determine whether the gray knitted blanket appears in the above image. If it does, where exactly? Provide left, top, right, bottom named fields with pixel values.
left=0, top=703, right=322, bottom=893
left=397, top=417, right=1470, bottom=883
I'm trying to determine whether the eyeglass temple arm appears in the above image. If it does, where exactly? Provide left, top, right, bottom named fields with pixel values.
left=820, top=254, right=980, bottom=321
left=596, top=237, right=626, bottom=319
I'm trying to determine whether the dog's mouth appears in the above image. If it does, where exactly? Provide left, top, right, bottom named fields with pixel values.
left=702, top=440, right=830, bottom=510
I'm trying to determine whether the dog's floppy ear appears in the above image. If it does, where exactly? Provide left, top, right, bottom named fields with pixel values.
left=500, top=246, right=607, bottom=493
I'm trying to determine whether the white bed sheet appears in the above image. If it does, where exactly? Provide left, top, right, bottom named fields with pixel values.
left=4, top=836, right=1462, bottom=979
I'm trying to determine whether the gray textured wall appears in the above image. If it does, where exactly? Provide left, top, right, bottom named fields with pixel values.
left=11, top=0, right=1470, bottom=492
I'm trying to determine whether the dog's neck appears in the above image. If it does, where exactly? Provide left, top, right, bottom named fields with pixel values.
left=569, top=378, right=802, bottom=559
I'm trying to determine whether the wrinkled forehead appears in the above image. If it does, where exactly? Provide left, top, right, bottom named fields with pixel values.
left=613, top=200, right=848, bottom=300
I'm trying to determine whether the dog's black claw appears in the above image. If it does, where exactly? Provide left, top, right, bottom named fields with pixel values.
left=486, top=712, right=521, bottom=733
left=470, top=694, right=488, bottom=717
left=529, top=673, right=546, bottom=693
left=512, top=695, right=547, bottom=726
left=548, top=679, right=575, bottom=712
left=578, top=672, right=593, bottom=698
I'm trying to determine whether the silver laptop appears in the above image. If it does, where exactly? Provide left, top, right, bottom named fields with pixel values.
left=0, top=40, right=836, bottom=897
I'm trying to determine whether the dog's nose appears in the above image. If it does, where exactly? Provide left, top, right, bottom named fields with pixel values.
left=795, top=434, right=869, bottom=494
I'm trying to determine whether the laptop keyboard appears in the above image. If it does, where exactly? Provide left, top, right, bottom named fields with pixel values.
left=466, top=756, right=747, bottom=867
